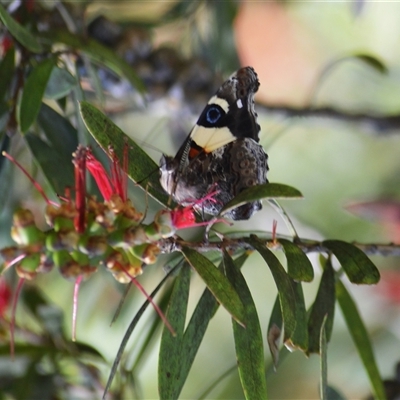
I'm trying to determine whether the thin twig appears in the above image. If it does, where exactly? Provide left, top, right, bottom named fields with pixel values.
left=158, top=236, right=400, bottom=257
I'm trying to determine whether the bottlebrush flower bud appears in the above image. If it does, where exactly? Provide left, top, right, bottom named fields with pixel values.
left=11, top=209, right=44, bottom=246
left=15, top=253, right=41, bottom=280
left=105, top=251, right=143, bottom=283
left=78, top=235, right=110, bottom=257
left=132, top=243, right=160, bottom=265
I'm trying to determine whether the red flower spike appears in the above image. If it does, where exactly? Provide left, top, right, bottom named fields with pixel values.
left=170, top=207, right=229, bottom=231
left=109, top=145, right=128, bottom=202
left=85, top=146, right=129, bottom=203
left=170, top=207, right=196, bottom=229
left=0, top=279, right=12, bottom=318
left=86, top=149, right=114, bottom=201
left=10, top=277, right=25, bottom=360
left=167, top=188, right=226, bottom=230
left=72, top=146, right=87, bottom=233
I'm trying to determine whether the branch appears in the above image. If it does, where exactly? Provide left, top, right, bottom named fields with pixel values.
left=260, top=103, right=400, bottom=134
left=159, top=236, right=400, bottom=257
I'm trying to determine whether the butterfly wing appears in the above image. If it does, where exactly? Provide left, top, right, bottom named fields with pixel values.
left=160, top=67, right=268, bottom=220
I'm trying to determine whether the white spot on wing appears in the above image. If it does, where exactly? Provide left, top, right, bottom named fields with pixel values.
left=236, top=99, right=243, bottom=109
left=207, top=95, right=229, bottom=113
left=191, top=125, right=235, bottom=151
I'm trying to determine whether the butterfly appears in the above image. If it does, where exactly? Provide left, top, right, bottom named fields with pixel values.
left=159, top=66, right=268, bottom=220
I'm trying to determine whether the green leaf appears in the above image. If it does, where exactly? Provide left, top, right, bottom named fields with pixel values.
left=220, top=183, right=302, bottom=216
left=158, top=264, right=191, bottom=400
left=224, top=250, right=268, bottom=400
left=0, top=46, right=15, bottom=102
left=352, top=54, right=388, bottom=75
left=40, top=30, right=145, bottom=93
left=326, top=386, right=347, bottom=400
left=323, top=240, right=380, bottom=284
left=25, top=133, right=74, bottom=195
left=267, top=296, right=282, bottom=370
left=307, top=258, right=335, bottom=354
left=44, top=66, right=76, bottom=99
left=130, top=284, right=174, bottom=370
left=280, top=238, right=314, bottom=282
left=245, top=236, right=296, bottom=340
left=104, top=267, right=176, bottom=399
left=79, top=101, right=169, bottom=206
left=336, top=279, right=386, bottom=400
left=287, top=280, right=308, bottom=351
left=37, top=103, right=78, bottom=158
left=320, top=315, right=328, bottom=400
left=19, top=58, right=56, bottom=133
left=0, top=4, right=43, bottom=53
left=181, top=247, right=245, bottom=326
left=169, top=253, right=249, bottom=398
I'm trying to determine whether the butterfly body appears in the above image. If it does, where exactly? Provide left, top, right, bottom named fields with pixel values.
left=160, top=67, right=268, bottom=220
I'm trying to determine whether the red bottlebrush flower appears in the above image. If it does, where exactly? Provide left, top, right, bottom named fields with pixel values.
left=109, top=145, right=127, bottom=202
left=0, top=279, right=11, bottom=318
left=170, top=206, right=197, bottom=229
left=170, top=189, right=229, bottom=230
left=85, top=149, right=114, bottom=201
left=72, top=146, right=87, bottom=233
left=85, top=147, right=128, bottom=202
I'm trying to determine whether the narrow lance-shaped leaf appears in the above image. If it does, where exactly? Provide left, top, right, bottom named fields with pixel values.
left=25, top=134, right=74, bottom=195
left=79, top=101, right=170, bottom=206
left=176, top=253, right=249, bottom=399
left=320, top=315, right=328, bottom=400
left=323, top=240, right=380, bottom=284
left=326, top=386, right=347, bottom=400
left=0, top=4, right=43, bottom=53
left=267, top=295, right=282, bottom=370
left=37, top=104, right=78, bottom=158
left=181, top=247, right=245, bottom=326
left=39, top=30, right=144, bottom=93
left=130, top=284, right=174, bottom=371
left=0, top=46, right=15, bottom=102
left=220, top=183, right=302, bottom=216
left=307, top=257, right=335, bottom=354
left=224, top=250, right=268, bottom=400
left=44, top=67, right=76, bottom=99
left=245, top=236, right=296, bottom=340
left=336, top=279, right=386, bottom=400
left=280, top=238, right=314, bottom=282
left=286, top=280, right=308, bottom=352
left=104, top=266, right=176, bottom=399
left=158, top=264, right=191, bottom=400
left=19, top=58, right=56, bottom=133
